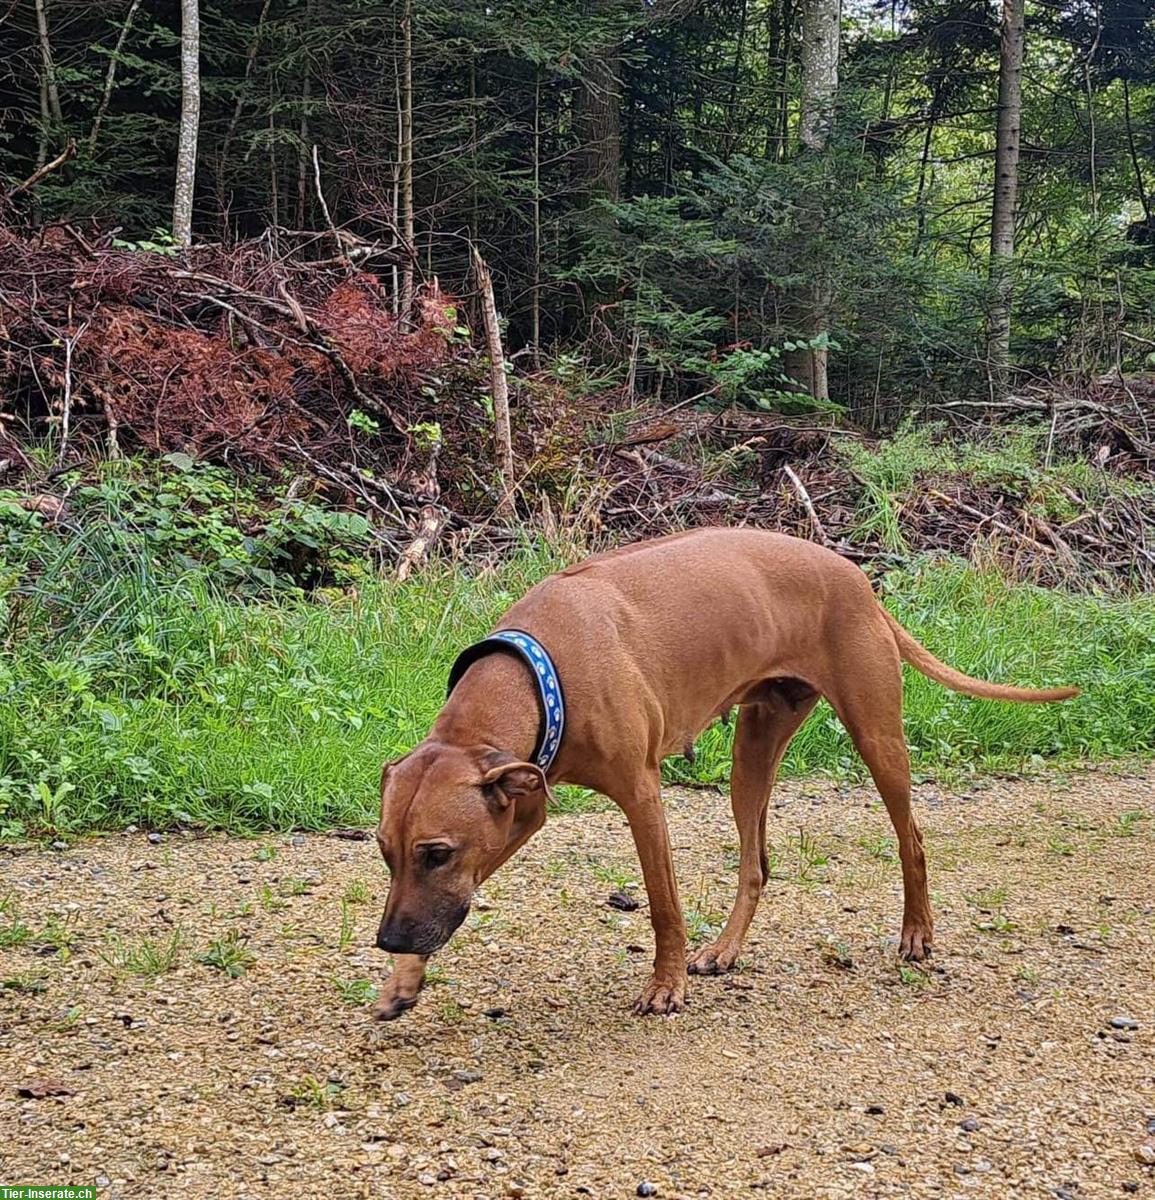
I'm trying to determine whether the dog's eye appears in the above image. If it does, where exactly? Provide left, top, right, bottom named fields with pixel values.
left=422, top=844, right=453, bottom=868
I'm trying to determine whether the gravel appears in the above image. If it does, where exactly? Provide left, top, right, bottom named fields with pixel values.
left=1, top=762, right=1152, bottom=1197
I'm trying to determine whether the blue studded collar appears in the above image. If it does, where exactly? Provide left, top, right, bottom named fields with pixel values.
left=446, top=629, right=566, bottom=773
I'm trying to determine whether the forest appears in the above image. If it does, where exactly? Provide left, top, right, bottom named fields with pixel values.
left=2, top=0, right=1153, bottom=422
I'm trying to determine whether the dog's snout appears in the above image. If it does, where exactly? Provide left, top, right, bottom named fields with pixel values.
left=376, top=917, right=416, bottom=955
left=375, top=900, right=470, bottom=957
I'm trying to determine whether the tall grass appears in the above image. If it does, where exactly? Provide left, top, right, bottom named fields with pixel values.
left=1, top=536, right=1152, bottom=838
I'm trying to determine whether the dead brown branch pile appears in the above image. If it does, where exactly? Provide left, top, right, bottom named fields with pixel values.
left=587, top=383, right=1155, bottom=593
left=0, top=225, right=462, bottom=465
left=1, top=227, right=1153, bottom=591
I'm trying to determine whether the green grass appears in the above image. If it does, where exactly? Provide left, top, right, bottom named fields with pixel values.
left=0, top=531, right=1152, bottom=839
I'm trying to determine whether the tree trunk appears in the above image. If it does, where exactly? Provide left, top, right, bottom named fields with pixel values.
left=1123, top=78, right=1151, bottom=225
left=88, top=0, right=143, bottom=153
left=398, top=0, right=415, bottom=323
left=172, top=0, right=201, bottom=247
left=472, top=248, right=515, bottom=516
left=784, top=0, right=839, bottom=403
left=34, top=0, right=63, bottom=127
left=531, top=68, right=542, bottom=366
left=573, top=0, right=621, bottom=205
left=986, top=0, right=1024, bottom=398
left=799, top=0, right=839, bottom=153
left=296, top=0, right=314, bottom=229
left=220, top=0, right=273, bottom=171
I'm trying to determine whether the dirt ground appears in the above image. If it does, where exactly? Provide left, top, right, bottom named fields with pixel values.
left=2, top=764, right=1153, bottom=1200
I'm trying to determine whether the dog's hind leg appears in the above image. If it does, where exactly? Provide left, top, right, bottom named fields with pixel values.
left=689, top=694, right=817, bottom=975
left=826, top=644, right=934, bottom=961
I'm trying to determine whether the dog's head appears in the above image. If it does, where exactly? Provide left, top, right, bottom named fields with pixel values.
left=374, top=743, right=549, bottom=957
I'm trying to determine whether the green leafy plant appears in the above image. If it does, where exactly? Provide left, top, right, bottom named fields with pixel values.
left=333, top=977, right=379, bottom=1005
left=197, top=930, right=255, bottom=978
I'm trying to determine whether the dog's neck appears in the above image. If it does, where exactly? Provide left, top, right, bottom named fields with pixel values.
left=430, top=651, right=541, bottom=763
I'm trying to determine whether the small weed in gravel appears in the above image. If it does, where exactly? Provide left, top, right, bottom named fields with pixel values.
left=897, top=963, right=931, bottom=988
left=592, top=862, right=638, bottom=889
left=796, top=830, right=830, bottom=880
left=34, top=915, right=80, bottom=960
left=685, top=893, right=724, bottom=946
left=197, top=930, right=254, bottom=977
left=101, top=930, right=183, bottom=978
left=288, top=1075, right=343, bottom=1110
left=967, top=885, right=1008, bottom=909
left=257, top=884, right=288, bottom=912
left=332, top=977, right=378, bottom=1006
left=0, top=919, right=32, bottom=949
left=343, top=879, right=371, bottom=904
left=338, top=902, right=356, bottom=949
left=861, top=835, right=897, bottom=862
left=1113, top=810, right=1145, bottom=836
left=2, top=972, right=47, bottom=993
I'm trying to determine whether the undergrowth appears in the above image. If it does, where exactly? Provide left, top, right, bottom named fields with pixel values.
left=0, top=527, right=1151, bottom=839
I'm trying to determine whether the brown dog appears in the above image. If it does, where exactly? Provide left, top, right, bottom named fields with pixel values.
left=372, top=529, right=1076, bottom=1019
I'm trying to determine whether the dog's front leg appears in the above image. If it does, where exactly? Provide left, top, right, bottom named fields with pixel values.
left=618, top=777, right=688, bottom=1015
left=371, top=953, right=428, bottom=1021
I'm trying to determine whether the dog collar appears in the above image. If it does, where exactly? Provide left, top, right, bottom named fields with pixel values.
left=446, top=629, right=566, bottom=773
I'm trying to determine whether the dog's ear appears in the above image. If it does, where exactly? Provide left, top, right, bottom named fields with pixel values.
left=479, top=758, right=547, bottom=811
left=379, top=757, right=402, bottom=795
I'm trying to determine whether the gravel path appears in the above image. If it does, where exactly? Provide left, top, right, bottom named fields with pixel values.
left=2, top=764, right=1153, bottom=1199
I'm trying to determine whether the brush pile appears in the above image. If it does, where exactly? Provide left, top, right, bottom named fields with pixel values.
left=2, top=226, right=1153, bottom=593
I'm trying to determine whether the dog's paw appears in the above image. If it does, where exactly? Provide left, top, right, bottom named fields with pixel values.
left=898, top=923, right=933, bottom=961
left=370, top=981, right=422, bottom=1022
left=687, top=940, right=742, bottom=975
left=632, top=973, right=687, bottom=1016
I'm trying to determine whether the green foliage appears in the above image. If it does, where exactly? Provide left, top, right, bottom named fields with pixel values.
left=197, top=930, right=255, bottom=978
left=101, top=930, right=183, bottom=978
left=0, top=455, right=377, bottom=596
left=0, top=522, right=1150, bottom=839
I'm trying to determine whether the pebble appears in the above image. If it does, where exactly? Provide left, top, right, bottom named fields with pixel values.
left=453, top=1069, right=483, bottom=1084
left=291, top=834, right=306, bottom=847
left=95, top=1177, right=110, bottom=1190
left=607, top=890, right=639, bottom=912
left=1133, top=1144, right=1155, bottom=1166
left=418, top=1173, right=436, bottom=1186
left=945, top=1092, right=965, bottom=1107
left=1123, top=1184, right=1139, bottom=1194
left=1110, top=1016, right=1139, bottom=1031
left=959, top=1118, right=981, bottom=1133
left=637, top=1184, right=657, bottom=1197
left=147, top=832, right=163, bottom=845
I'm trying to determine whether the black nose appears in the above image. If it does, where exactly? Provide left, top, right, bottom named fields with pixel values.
left=376, top=920, right=414, bottom=955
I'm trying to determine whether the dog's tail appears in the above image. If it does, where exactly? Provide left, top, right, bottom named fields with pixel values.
left=880, top=608, right=1079, bottom=703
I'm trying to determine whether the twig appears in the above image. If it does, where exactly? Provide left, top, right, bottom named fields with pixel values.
left=311, top=145, right=351, bottom=271
left=782, top=464, right=831, bottom=546
left=6, top=139, right=77, bottom=198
